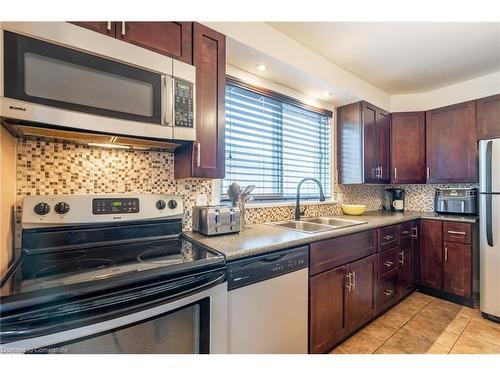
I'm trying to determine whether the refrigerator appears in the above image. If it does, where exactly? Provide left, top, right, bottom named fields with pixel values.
left=479, top=138, right=500, bottom=322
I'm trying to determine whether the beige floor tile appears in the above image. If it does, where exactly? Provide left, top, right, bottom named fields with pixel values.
left=330, top=346, right=349, bottom=354
left=374, top=326, right=449, bottom=354
left=362, top=314, right=402, bottom=341
left=461, top=317, right=500, bottom=346
left=405, top=303, right=470, bottom=348
left=428, top=298, right=465, bottom=315
left=406, top=292, right=436, bottom=304
left=459, top=306, right=482, bottom=319
left=334, top=331, right=384, bottom=354
left=450, top=334, right=500, bottom=354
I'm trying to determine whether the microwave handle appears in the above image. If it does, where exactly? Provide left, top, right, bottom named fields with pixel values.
left=163, top=76, right=174, bottom=125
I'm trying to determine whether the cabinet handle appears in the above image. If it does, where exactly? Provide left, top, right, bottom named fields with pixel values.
left=427, top=167, right=430, bottom=180
left=383, top=235, right=394, bottom=241
left=384, top=261, right=394, bottom=267
left=121, top=21, right=126, bottom=36
left=399, top=251, right=404, bottom=265
left=380, top=166, right=383, bottom=179
left=384, top=289, right=393, bottom=296
left=412, top=226, right=418, bottom=239
left=351, top=270, right=356, bottom=289
left=106, top=22, right=112, bottom=31
left=196, top=143, right=201, bottom=167
left=447, top=230, right=466, bottom=235
left=345, top=273, right=352, bottom=292
left=394, top=168, right=397, bottom=180
left=401, top=230, right=410, bottom=235
left=444, top=247, right=448, bottom=262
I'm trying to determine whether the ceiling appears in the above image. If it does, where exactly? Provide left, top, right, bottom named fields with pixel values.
left=268, top=22, right=500, bottom=94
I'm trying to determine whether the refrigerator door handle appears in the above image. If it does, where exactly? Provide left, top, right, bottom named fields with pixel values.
left=486, top=141, right=494, bottom=247
left=486, top=140, right=492, bottom=193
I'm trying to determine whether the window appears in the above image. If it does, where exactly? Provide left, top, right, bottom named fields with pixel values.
left=223, top=79, right=332, bottom=201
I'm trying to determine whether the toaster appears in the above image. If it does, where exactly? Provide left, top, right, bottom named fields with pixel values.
left=192, top=206, right=241, bottom=236
left=434, top=188, right=478, bottom=215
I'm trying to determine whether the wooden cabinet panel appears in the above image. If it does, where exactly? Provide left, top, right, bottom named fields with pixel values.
left=377, top=110, right=391, bottom=183
left=70, top=21, right=116, bottom=36
left=378, top=246, right=399, bottom=278
left=347, top=255, right=376, bottom=332
left=476, top=94, right=500, bottom=140
left=443, top=222, right=472, bottom=244
left=378, top=225, right=400, bottom=251
left=391, top=112, right=426, bottom=184
left=175, top=23, right=226, bottom=179
left=377, top=276, right=398, bottom=310
left=363, top=103, right=379, bottom=183
left=420, top=220, right=443, bottom=290
left=310, top=230, right=376, bottom=276
left=309, top=265, right=348, bottom=354
left=426, top=101, right=478, bottom=183
left=117, top=22, right=192, bottom=64
left=443, top=241, right=472, bottom=297
left=398, top=241, right=414, bottom=297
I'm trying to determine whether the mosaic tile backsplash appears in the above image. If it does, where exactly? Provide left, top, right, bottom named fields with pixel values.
left=15, top=137, right=477, bottom=236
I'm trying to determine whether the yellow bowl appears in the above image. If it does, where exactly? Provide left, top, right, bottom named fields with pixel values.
left=341, top=204, right=367, bottom=216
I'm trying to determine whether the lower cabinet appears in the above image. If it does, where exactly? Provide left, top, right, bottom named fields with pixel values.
left=309, top=254, right=376, bottom=354
left=420, top=220, right=443, bottom=289
left=398, top=240, right=414, bottom=297
left=443, top=241, right=472, bottom=298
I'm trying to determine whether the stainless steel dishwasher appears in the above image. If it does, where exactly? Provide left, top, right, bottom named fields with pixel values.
left=226, top=246, right=309, bottom=354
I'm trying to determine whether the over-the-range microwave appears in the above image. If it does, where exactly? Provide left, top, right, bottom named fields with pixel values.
left=0, top=22, right=196, bottom=145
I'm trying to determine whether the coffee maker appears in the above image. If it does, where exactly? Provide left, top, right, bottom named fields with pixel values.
left=383, top=188, right=405, bottom=212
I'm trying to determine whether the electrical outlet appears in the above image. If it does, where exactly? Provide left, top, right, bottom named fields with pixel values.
left=196, top=194, right=208, bottom=206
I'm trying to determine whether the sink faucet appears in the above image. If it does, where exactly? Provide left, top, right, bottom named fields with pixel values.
left=295, top=178, right=325, bottom=221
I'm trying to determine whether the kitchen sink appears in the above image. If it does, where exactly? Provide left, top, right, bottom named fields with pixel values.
left=267, top=217, right=367, bottom=233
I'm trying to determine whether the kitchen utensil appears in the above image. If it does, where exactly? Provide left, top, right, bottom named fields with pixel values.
left=227, top=183, right=241, bottom=207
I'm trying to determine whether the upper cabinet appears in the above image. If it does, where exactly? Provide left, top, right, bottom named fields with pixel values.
left=476, top=94, right=500, bottom=140
left=337, top=101, right=390, bottom=184
left=390, top=112, right=426, bottom=184
left=71, top=22, right=193, bottom=64
left=425, top=101, right=478, bottom=183
left=175, top=23, right=226, bottom=179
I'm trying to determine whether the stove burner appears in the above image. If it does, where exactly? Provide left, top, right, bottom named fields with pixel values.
left=42, top=250, right=86, bottom=262
left=137, top=244, right=186, bottom=265
left=36, top=259, right=116, bottom=278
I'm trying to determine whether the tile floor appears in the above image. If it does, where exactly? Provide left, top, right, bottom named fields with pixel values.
left=331, top=292, right=500, bottom=354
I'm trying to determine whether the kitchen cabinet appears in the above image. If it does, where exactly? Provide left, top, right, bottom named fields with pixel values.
left=476, top=94, right=500, bottom=140
left=420, top=220, right=443, bottom=290
left=398, top=240, right=414, bottom=297
left=175, top=23, right=226, bottom=179
left=337, top=101, right=390, bottom=184
left=443, top=241, right=472, bottom=298
left=347, top=255, right=376, bottom=332
left=71, top=21, right=193, bottom=64
left=390, top=112, right=426, bottom=184
left=426, top=101, right=478, bottom=183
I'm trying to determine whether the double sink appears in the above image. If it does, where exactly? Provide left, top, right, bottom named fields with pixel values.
left=267, top=217, right=367, bottom=233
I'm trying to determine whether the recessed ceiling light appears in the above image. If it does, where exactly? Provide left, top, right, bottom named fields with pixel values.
left=256, top=64, right=267, bottom=71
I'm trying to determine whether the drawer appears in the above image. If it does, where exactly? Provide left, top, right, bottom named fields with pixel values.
left=400, top=221, right=414, bottom=242
left=378, top=225, right=400, bottom=251
left=377, top=277, right=398, bottom=307
left=310, top=230, right=376, bottom=276
left=378, top=246, right=399, bottom=278
left=443, top=222, right=471, bottom=244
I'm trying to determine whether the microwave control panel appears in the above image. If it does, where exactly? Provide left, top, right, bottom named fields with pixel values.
left=174, top=79, right=194, bottom=128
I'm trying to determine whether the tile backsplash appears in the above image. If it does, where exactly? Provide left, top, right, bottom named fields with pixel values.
left=15, top=137, right=477, bottom=238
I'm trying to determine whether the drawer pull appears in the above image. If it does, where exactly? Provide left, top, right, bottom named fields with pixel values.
left=444, top=246, right=448, bottom=262
left=351, top=270, right=356, bottom=289
left=384, top=261, right=394, bottom=267
left=401, top=230, right=410, bottom=235
left=384, top=289, right=393, bottom=296
left=447, top=230, right=466, bottom=235
left=398, top=251, right=404, bottom=265
left=412, top=226, right=418, bottom=239
left=383, top=235, right=394, bottom=241
left=345, top=273, right=352, bottom=292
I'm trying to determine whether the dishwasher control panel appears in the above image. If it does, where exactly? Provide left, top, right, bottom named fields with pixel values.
left=227, top=246, right=309, bottom=290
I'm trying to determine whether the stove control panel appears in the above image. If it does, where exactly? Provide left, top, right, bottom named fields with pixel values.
left=22, top=194, right=183, bottom=228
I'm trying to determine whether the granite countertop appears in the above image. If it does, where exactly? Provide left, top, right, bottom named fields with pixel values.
left=184, top=211, right=478, bottom=262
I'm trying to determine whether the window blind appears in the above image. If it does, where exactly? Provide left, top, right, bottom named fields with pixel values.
left=223, top=80, right=332, bottom=201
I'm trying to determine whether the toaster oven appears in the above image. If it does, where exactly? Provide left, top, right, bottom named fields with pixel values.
left=435, top=188, right=478, bottom=215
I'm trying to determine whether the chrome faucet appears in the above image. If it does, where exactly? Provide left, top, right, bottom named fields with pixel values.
left=295, top=178, right=325, bottom=221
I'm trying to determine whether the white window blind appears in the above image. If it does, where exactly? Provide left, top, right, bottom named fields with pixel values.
left=223, top=80, right=332, bottom=201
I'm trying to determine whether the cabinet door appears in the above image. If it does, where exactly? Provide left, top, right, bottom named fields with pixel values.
left=476, top=94, right=500, bottom=140
left=363, top=103, right=379, bottom=183
left=117, top=22, right=192, bottom=64
left=443, top=241, right=472, bottom=297
left=420, top=220, right=443, bottom=290
left=412, top=221, right=421, bottom=285
left=70, top=22, right=116, bottom=36
left=175, top=23, right=226, bottom=179
left=426, top=101, right=478, bottom=183
left=309, top=265, right=349, bottom=354
left=398, top=240, right=414, bottom=297
left=347, top=254, right=376, bottom=332
left=377, top=109, right=391, bottom=183
left=391, top=112, right=426, bottom=184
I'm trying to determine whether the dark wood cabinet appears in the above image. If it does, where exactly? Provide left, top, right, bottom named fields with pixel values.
left=117, top=22, right=193, bottom=64
left=398, top=240, right=414, bottom=297
left=175, top=23, right=226, bottom=179
left=309, top=265, right=348, bottom=354
left=443, top=241, right=472, bottom=298
left=426, top=101, right=478, bottom=183
left=420, top=220, right=443, bottom=290
left=347, top=255, right=376, bottom=332
left=70, top=22, right=116, bottom=36
left=476, top=94, right=500, bottom=140
left=391, top=112, right=426, bottom=184
left=337, top=101, right=390, bottom=184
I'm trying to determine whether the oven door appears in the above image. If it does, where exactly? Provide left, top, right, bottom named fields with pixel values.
left=0, top=271, right=227, bottom=354
left=1, top=29, right=175, bottom=140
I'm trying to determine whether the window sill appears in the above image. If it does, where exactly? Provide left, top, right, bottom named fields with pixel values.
left=244, top=198, right=339, bottom=209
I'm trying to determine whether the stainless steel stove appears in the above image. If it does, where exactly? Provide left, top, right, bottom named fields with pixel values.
left=0, top=194, right=227, bottom=354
